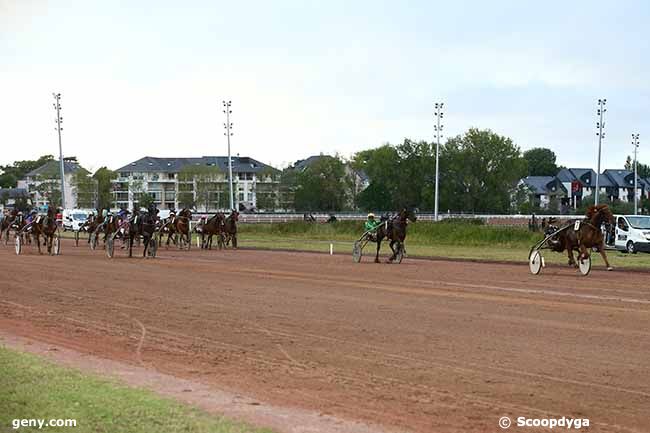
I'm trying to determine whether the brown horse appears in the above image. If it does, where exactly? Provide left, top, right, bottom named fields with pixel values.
left=31, top=207, right=59, bottom=255
left=567, top=204, right=614, bottom=270
left=374, top=207, right=417, bottom=263
left=1, top=209, right=17, bottom=244
left=199, top=213, right=225, bottom=249
left=546, top=205, right=614, bottom=270
left=162, top=208, right=192, bottom=249
left=223, top=210, right=239, bottom=248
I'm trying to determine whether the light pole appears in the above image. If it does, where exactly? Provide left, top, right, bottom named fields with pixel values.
left=53, top=93, right=66, bottom=209
left=434, top=102, right=444, bottom=221
left=633, top=133, right=640, bottom=215
left=594, top=99, right=607, bottom=205
left=223, top=100, right=234, bottom=210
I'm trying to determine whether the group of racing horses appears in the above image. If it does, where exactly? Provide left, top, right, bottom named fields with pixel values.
left=1, top=201, right=615, bottom=271
left=0, top=205, right=240, bottom=258
left=0, top=206, right=60, bottom=254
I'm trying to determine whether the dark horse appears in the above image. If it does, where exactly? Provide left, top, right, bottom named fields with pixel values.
left=163, top=208, right=192, bottom=249
left=199, top=213, right=225, bottom=249
left=31, top=207, right=59, bottom=255
left=1, top=209, right=17, bottom=244
left=552, top=204, right=614, bottom=271
left=223, top=210, right=239, bottom=248
left=128, top=206, right=158, bottom=257
left=374, top=207, right=417, bottom=263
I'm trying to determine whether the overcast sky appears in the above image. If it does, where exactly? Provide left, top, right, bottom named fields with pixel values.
left=1, top=0, right=649, bottom=173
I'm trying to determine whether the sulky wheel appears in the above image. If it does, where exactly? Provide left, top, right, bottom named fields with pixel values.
left=352, top=240, right=363, bottom=263
left=529, top=249, right=543, bottom=275
left=14, top=235, right=22, bottom=255
left=578, top=255, right=592, bottom=276
left=90, top=233, right=98, bottom=251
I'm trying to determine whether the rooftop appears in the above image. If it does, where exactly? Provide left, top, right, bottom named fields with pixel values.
left=116, top=156, right=279, bottom=174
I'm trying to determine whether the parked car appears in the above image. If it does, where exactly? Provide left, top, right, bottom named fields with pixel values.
left=611, top=215, right=650, bottom=254
left=62, top=209, right=91, bottom=231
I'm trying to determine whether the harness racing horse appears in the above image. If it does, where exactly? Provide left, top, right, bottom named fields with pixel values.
left=223, top=210, right=239, bottom=248
left=128, top=206, right=159, bottom=258
left=374, top=207, right=417, bottom=263
left=199, top=213, right=225, bottom=249
left=556, top=205, right=614, bottom=271
left=162, top=208, right=192, bottom=249
left=1, top=210, right=17, bottom=244
left=30, top=207, right=59, bottom=255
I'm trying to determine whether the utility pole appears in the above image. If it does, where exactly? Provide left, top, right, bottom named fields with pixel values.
left=633, top=133, right=640, bottom=215
left=223, top=100, right=234, bottom=210
left=594, top=99, right=607, bottom=205
left=53, top=93, right=66, bottom=209
left=434, top=102, right=444, bottom=221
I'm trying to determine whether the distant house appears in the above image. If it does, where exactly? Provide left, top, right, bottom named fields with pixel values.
left=0, top=187, right=29, bottom=210
left=519, top=176, right=568, bottom=209
left=524, top=167, right=646, bottom=210
left=602, top=169, right=645, bottom=203
left=16, top=158, right=88, bottom=209
left=113, top=156, right=280, bottom=211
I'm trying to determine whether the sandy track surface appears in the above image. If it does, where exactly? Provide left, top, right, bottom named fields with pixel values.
left=1, top=240, right=649, bottom=432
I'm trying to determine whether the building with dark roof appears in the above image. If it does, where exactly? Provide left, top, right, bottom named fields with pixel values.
left=113, top=156, right=280, bottom=211
left=16, top=158, right=89, bottom=209
left=522, top=167, right=646, bottom=211
left=0, top=187, right=29, bottom=210
left=519, top=176, right=568, bottom=209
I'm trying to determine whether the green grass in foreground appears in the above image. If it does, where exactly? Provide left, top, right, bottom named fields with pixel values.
left=0, top=346, right=274, bottom=433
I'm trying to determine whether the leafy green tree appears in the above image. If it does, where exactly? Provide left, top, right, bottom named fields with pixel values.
left=277, top=168, right=298, bottom=210
left=523, top=148, right=558, bottom=176
left=92, top=167, right=117, bottom=210
left=439, top=129, right=527, bottom=213
left=137, top=192, right=155, bottom=210
left=625, top=155, right=633, bottom=171
left=0, top=155, right=55, bottom=188
left=294, top=155, right=351, bottom=211
left=73, top=169, right=97, bottom=208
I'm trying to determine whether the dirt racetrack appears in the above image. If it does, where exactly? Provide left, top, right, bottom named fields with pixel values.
left=1, top=240, right=649, bottom=433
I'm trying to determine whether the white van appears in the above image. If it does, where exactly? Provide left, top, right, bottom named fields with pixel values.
left=612, top=215, right=650, bottom=254
left=62, top=209, right=92, bottom=231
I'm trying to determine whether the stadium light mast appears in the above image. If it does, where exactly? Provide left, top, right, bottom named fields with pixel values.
left=633, top=133, right=640, bottom=215
left=53, top=93, right=66, bottom=209
left=434, top=102, right=444, bottom=221
left=594, top=99, right=607, bottom=206
left=223, top=100, right=234, bottom=210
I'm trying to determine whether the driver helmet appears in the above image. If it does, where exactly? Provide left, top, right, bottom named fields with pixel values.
left=367, top=213, right=375, bottom=219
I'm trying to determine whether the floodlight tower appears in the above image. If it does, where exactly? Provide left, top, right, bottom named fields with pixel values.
left=434, top=102, right=444, bottom=221
left=223, top=100, right=234, bottom=210
left=633, top=133, right=640, bottom=215
left=594, top=99, right=607, bottom=205
left=53, top=93, right=66, bottom=209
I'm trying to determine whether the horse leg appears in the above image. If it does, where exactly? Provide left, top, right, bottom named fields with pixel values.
left=374, top=235, right=382, bottom=263
left=567, top=248, right=577, bottom=267
left=143, top=235, right=150, bottom=258
left=387, top=240, right=396, bottom=262
left=128, top=234, right=133, bottom=257
left=36, top=233, right=42, bottom=254
left=232, top=234, right=237, bottom=249
left=598, top=242, right=613, bottom=271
